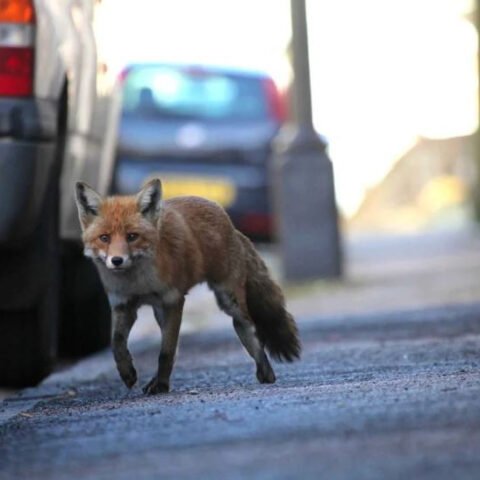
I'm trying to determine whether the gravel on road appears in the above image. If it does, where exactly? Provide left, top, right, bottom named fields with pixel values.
left=1, top=302, right=479, bottom=480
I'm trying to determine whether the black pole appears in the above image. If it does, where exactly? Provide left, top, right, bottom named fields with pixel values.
left=290, top=0, right=313, bottom=126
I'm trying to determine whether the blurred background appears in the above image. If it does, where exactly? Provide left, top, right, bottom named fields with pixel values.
left=95, top=0, right=478, bottom=234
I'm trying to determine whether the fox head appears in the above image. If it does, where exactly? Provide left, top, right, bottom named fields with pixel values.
left=74, top=179, right=162, bottom=271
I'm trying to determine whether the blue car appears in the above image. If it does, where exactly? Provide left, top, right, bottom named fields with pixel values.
left=111, top=63, right=287, bottom=241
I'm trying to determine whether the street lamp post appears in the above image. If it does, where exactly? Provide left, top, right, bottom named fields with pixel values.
left=472, top=0, right=480, bottom=220
left=271, top=0, right=342, bottom=281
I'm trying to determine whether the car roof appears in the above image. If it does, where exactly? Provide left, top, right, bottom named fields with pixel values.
left=121, top=62, right=271, bottom=80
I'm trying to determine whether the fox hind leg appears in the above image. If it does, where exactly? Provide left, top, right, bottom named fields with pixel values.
left=234, top=316, right=276, bottom=384
left=213, top=285, right=276, bottom=384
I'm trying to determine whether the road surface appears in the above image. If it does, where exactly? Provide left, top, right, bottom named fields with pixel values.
left=1, top=302, right=479, bottom=479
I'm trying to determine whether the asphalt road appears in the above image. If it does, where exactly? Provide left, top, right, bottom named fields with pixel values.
left=1, top=302, right=480, bottom=480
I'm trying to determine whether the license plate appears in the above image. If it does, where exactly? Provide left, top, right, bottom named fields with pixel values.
left=149, top=175, right=236, bottom=208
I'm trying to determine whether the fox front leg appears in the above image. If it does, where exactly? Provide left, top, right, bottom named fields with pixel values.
left=143, top=298, right=184, bottom=395
left=112, top=305, right=137, bottom=388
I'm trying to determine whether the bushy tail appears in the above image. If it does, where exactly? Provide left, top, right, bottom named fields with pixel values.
left=238, top=232, right=301, bottom=362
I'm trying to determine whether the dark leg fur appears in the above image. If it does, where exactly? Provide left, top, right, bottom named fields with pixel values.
left=143, top=300, right=184, bottom=395
left=112, top=307, right=138, bottom=388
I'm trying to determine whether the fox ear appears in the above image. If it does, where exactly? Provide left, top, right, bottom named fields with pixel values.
left=137, top=178, right=163, bottom=222
left=75, top=182, right=102, bottom=229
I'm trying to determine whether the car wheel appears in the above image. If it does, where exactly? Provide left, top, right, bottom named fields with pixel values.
left=59, top=240, right=111, bottom=357
left=0, top=183, right=60, bottom=387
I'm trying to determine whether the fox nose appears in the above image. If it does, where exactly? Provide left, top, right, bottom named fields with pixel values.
left=111, top=256, right=124, bottom=267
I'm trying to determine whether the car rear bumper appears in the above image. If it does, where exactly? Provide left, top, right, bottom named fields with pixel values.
left=113, top=157, right=274, bottom=239
left=0, top=98, right=58, bottom=246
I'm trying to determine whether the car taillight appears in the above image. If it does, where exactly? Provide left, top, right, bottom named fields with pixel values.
left=263, top=77, right=288, bottom=124
left=239, top=213, right=273, bottom=237
left=0, top=0, right=35, bottom=97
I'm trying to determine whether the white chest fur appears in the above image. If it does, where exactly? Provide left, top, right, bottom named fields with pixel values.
left=98, top=259, right=181, bottom=309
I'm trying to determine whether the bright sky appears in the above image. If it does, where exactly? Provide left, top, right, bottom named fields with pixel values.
left=95, top=0, right=478, bottom=217
left=95, top=0, right=292, bottom=83
left=308, top=0, right=477, bottom=215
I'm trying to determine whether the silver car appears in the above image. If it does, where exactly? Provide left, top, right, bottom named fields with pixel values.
left=0, top=0, right=116, bottom=386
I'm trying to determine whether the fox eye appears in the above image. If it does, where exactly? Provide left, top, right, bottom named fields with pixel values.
left=99, top=234, right=110, bottom=243
left=126, top=233, right=139, bottom=243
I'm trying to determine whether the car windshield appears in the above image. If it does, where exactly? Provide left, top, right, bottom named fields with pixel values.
left=121, top=66, right=269, bottom=122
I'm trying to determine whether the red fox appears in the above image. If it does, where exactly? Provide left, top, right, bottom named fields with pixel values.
left=75, top=179, right=300, bottom=394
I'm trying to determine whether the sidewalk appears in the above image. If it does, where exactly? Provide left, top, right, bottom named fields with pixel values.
left=286, top=226, right=480, bottom=318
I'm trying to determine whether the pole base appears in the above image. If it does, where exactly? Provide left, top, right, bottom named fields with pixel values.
left=272, top=124, right=343, bottom=281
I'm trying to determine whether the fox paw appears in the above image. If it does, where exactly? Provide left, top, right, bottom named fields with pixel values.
left=256, top=363, right=276, bottom=384
left=119, top=365, right=137, bottom=389
left=143, top=376, right=170, bottom=395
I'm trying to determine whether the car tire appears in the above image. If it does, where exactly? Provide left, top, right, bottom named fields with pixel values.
left=59, top=240, right=111, bottom=357
left=0, top=182, right=60, bottom=387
